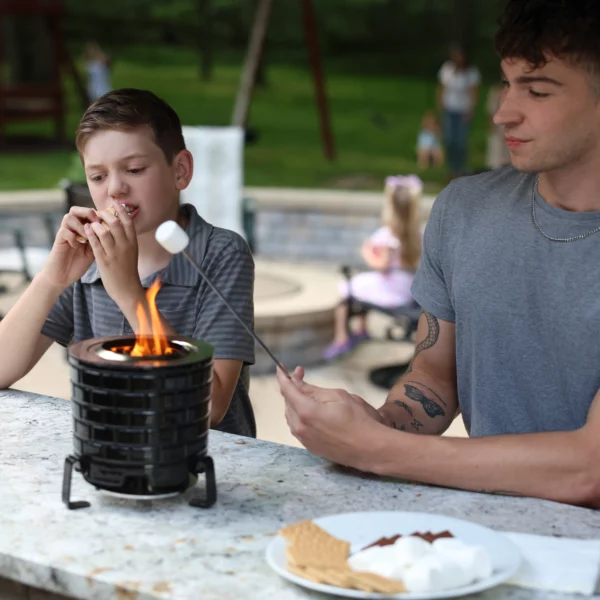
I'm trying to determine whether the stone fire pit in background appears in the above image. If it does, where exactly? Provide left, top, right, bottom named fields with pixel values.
left=253, top=261, right=339, bottom=374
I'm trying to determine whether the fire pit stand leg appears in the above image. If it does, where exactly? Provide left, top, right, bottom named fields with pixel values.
left=62, top=455, right=91, bottom=510
left=189, top=456, right=217, bottom=508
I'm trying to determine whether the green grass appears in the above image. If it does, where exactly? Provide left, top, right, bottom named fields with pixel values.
left=0, top=47, right=490, bottom=193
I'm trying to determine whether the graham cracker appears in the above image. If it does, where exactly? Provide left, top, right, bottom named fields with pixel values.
left=75, top=206, right=118, bottom=243
left=284, top=522, right=350, bottom=569
left=281, top=519, right=407, bottom=595
left=347, top=571, right=407, bottom=594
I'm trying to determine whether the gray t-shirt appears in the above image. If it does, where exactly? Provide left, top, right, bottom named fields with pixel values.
left=412, top=167, right=600, bottom=437
left=42, top=204, right=256, bottom=438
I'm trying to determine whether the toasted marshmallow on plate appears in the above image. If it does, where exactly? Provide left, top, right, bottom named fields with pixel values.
left=349, top=534, right=493, bottom=594
left=349, top=535, right=432, bottom=580
left=348, top=546, right=399, bottom=579
left=404, top=538, right=493, bottom=592
left=403, top=553, right=461, bottom=593
left=433, top=538, right=493, bottom=581
left=392, top=535, right=433, bottom=567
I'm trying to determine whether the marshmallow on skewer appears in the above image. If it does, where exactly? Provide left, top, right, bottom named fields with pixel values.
left=155, top=219, right=291, bottom=377
left=155, top=220, right=190, bottom=254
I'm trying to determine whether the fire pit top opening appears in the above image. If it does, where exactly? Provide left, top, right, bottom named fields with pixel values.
left=99, top=338, right=192, bottom=362
left=68, top=335, right=213, bottom=370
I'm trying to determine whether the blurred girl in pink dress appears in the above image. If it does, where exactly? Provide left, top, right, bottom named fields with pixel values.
left=323, top=175, right=423, bottom=360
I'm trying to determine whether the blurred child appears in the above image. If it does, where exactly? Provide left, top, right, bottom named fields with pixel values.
left=323, top=175, right=423, bottom=360
left=83, top=41, right=112, bottom=102
left=416, top=112, right=444, bottom=169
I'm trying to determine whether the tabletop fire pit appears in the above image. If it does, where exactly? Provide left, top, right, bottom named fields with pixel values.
left=62, top=290, right=218, bottom=510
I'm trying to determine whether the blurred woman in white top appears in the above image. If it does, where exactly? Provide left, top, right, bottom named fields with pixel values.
left=437, top=45, right=481, bottom=178
left=83, top=41, right=112, bottom=103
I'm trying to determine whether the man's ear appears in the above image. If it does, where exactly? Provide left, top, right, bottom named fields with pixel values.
left=173, top=149, right=194, bottom=191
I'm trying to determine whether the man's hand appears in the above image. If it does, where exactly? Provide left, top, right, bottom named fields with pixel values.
left=277, top=367, right=386, bottom=471
left=85, top=201, right=143, bottom=307
left=41, top=206, right=99, bottom=290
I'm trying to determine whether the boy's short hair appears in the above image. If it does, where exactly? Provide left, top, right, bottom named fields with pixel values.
left=76, top=89, right=186, bottom=163
left=495, top=0, right=600, bottom=81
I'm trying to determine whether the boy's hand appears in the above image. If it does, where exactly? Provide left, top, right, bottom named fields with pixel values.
left=41, top=206, right=99, bottom=289
left=85, top=201, right=143, bottom=306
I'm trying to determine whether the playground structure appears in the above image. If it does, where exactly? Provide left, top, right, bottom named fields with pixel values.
left=0, top=0, right=87, bottom=151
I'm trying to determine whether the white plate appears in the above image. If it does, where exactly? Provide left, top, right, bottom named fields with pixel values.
left=266, top=511, right=521, bottom=599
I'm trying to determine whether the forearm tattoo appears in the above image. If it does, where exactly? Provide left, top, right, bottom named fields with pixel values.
left=404, top=384, right=446, bottom=418
left=410, top=418, right=423, bottom=431
left=391, top=422, right=406, bottom=431
left=405, top=380, right=447, bottom=407
left=405, top=310, right=440, bottom=375
left=393, top=400, right=414, bottom=417
left=389, top=401, right=423, bottom=431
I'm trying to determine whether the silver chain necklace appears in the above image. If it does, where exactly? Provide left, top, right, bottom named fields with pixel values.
left=531, top=176, right=600, bottom=243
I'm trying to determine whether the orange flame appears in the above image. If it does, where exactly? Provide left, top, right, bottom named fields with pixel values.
left=129, top=279, right=174, bottom=357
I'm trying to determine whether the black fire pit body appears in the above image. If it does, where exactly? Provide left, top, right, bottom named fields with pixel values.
left=63, top=335, right=217, bottom=510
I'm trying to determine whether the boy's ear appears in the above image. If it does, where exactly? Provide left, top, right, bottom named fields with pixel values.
left=173, top=149, right=194, bottom=191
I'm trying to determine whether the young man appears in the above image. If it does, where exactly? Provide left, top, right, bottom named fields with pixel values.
left=278, top=0, right=600, bottom=507
left=0, top=89, right=256, bottom=437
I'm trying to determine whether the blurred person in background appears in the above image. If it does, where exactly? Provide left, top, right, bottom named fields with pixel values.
left=83, top=40, right=112, bottom=102
left=485, top=83, right=511, bottom=170
left=437, top=45, right=481, bottom=178
left=416, top=111, right=445, bottom=169
left=322, top=176, right=423, bottom=360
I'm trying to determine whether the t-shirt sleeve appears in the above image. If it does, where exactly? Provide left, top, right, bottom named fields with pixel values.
left=411, top=188, right=455, bottom=322
left=470, top=67, right=481, bottom=87
left=41, top=285, right=75, bottom=347
left=193, top=247, right=255, bottom=365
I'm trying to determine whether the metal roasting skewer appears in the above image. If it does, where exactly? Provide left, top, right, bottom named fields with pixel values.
left=156, top=221, right=291, bottom=379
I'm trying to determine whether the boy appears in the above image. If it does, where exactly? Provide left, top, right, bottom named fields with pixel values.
left=0, top=89, right=256, bottom=437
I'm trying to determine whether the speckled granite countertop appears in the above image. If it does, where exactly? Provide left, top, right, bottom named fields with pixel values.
left=0, top=389, right=598, bottom=600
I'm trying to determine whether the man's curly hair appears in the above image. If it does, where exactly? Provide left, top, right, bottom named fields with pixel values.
left=495, top=0, right=600, bottom=75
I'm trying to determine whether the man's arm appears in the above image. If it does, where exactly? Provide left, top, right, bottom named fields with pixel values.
left=378, top=310, right=459, bottom=435
left=371, top=313, right=600, bottom=507
left=277, top=305, right=600, bottom=506
left=366, top=395, right=600, bottom=508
